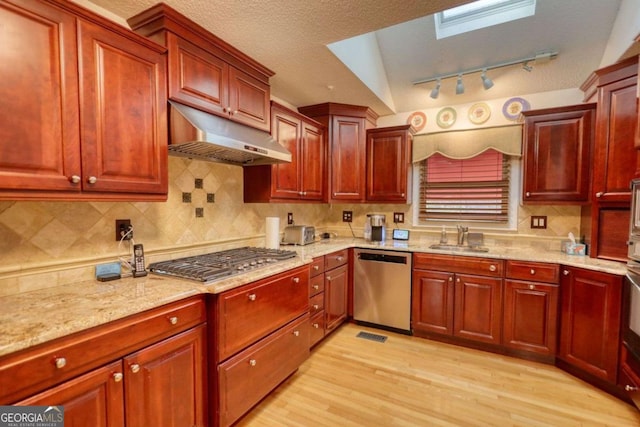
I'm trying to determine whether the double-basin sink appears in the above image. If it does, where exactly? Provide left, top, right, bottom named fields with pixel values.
left=429, top=244, right=489, bottom=253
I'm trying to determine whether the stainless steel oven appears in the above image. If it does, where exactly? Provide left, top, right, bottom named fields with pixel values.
left=628, top=179, right=640, bottom=261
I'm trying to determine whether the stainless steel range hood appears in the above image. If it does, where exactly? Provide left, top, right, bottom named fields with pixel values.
left=168, top=101, right=291, bottom=166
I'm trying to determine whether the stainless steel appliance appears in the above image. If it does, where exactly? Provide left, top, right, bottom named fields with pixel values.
left=368, top=214, right=386, bottom=242
left=353, top=248, right=412, bottom=333
left=148, top=246, right=297, bottom=283
left=281, top=225, right=315, bottom=246
left=624, top=178, right=640, bottom=409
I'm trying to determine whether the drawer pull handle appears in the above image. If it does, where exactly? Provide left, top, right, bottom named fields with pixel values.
left=326, top=276, right=331, bottom=281
left=313, top=304, right=320, bottom=310
left=248, top=294, right=257, bottom=301
left=625, top=385, right=638, bottom=391
left=293, top=330, right=300, bottom=337
left=456, top=278, right=460, bottom=283
left=529, top=284, right=535, bottom=290
left=596, top=192, right=603, bottom=198
left=336, top=256, right=344, bottom=262
left=530, top=269, right=535, bottom=275
left=313, top=323, right=320, bottom=329
left=54, top=357, right=67, bottom=369
left=113, top=372, right=123, bottom=382
left=448, top=276, right=453, bottom=283
left=563, top=270, right=570, bottom=276
left=249, top=359, right=257, bottom=367
left=312, top=284, right=319, bottom=290
left=130, top=364, right=140, bottom=374
left=69, top=175, right=81, bottom=184
left=489, top=265, right=497, bottom=272
left=292, top=277, right=300, bottom=283
left=168, top=316, right=178, bottom=325
left=313, top=265, right=320, bottom=271
left=87, top=176, right=97, bottom=184
left=525, top=192, right=531, bottom=197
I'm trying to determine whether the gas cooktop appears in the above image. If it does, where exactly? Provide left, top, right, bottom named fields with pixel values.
left=147, top=246, right=298, bottom=283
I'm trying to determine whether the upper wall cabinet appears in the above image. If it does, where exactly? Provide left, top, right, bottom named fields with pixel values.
left=128, top=4, right=273, bottom=132
left=244, top=102, right=326, bottom=202
left=298, top=103, right=378, bottom=203
left=521, top=104, right=595, bottom=204
left=0, top=0, right=168, bottom=200
left=366, top=125, right=415, bottom=203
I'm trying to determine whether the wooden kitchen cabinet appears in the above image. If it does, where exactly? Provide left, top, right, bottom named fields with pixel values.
left=521, top=104, right=595, bottom=203
left=0, top=0, right=168, bottom=200
left=412, top=253, right=504, bottom=346
left=3, top=296, right=208, bottom=426
left=211, top=265, right=310, bottom=426
left=298, top=103, right=378, bottom=202
left=128, top=3, right=273, bottom=132
left=503, top=260, right=560, bottom=360
left=244, top=102, right=326, bottom=202
left=580, top=55, right=640, bottom=261
left=558, top=266, right=622, bottom=383
left=366, top=124, right=415, bottom=203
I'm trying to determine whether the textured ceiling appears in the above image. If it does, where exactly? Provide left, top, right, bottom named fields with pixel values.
left=86, top=0, right=627, bottom=117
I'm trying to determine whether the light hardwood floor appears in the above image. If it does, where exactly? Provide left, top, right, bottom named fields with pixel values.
left=236, top=323, right=640, bottom=426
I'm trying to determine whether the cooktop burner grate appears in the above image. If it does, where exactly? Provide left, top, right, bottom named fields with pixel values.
left=148, top=246, right=298, bottom=283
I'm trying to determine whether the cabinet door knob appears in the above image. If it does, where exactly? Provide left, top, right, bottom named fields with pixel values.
left=596, top=192, right=603, bottom=198
left=326, top=276, right=331, bottom=281
left=625, top=385, right=638, bottom=391
left=69, top=175, right=81, bottom=184
left=525, top=192, right=531, bottom=197
left=54, top=357, right=67, bottom=369
left=87, top=176, right=97, bottom=184
left=293, top=330, right=300, bottom=337
left=292, top=277, right=300, bottom=284
left=529, top=284, right=535, bottom=290
left=248, top=293, right=257, bottom=301
left=530, top=269, right=536, bottom=275
left=168, top=316, right=178, bottom=325
left=130, top=363, right=140, bottom=373
left=313, top=323, right=320, bottom=328
left=248, top=359, right=257, bottom=367
left=336, top=256, right=344, bottom=262
left=563, top=270, right=570, bottom=276
left=313, top=265, right=320, bottom=271
left=313, top=304, right=319, bottom=310
left=448, top=276, right=453, bottom=283
left=113, top=372, right=123, bottom=382
left=456, top=278, right=460, bottom=283
left=489, top=265, right=497, bottom=272
left=312, top=284, right=319, bottom=290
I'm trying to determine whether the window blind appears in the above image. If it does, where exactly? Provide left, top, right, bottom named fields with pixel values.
left=419, top=149, right=510, bottom=222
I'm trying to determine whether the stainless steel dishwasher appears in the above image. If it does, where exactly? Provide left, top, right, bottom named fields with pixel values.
left=353, top=248, right=412, bottom=334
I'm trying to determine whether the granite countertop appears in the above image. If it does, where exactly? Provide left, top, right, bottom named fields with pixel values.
left=0, top=237, right=627, bottom=358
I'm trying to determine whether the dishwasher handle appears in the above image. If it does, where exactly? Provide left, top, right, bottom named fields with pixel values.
left=357, top=252, right=407, bottom=264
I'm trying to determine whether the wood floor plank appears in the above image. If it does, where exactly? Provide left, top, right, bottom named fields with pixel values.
left=236, top=323, right=640, bottom=426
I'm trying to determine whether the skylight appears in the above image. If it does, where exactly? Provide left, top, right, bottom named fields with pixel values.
left=435, top=0, right=536, bottom=39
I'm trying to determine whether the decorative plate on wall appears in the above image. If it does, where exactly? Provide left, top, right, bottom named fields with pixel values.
left=436, top=107, right=457, bottom=129
left=502, top=97, right=530, bottom=120
left=468, top=102, right=491, bottom=124
left=406, top=111, right=427, bottom=132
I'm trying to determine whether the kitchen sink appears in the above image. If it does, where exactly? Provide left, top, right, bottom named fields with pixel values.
left=429, top=244, right=489, bottom=253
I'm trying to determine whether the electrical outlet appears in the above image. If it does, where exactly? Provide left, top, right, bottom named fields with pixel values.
left=116, top=219, right=132, bottom=241
left=287, top=212, right=294, bottom=225
left=393, top=212, right=405, bottom=223
left=342, top=210, right=352, bottom=222
left=531, top=215, right=547, bottom=229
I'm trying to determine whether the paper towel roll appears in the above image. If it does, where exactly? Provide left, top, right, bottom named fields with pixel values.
left=265, top=217, right=280, bottom=249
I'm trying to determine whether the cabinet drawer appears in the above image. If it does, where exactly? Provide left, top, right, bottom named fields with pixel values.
left=309, top=293, right=324, bottom=315
left=218, top=314, right=309, bottom=427
left=216, top=266, right=309, bottom=361
left=309, top=311, right=326, bottom=347
left=310, top=274, right=325, bottom=296
left=506, top=260, right=559, bottom=284
left=414, top=253, right=504, bottom=277
left=310, top=257, right=325, bottom=277
left=325, top=249, right=348, bottom=270
left=0, top=295, right=205, bottom=404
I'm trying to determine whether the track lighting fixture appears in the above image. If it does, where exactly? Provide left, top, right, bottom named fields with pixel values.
left=455, top=74, right=464, bottom=95
left=430, top=79, right=441, bottom=99
left=412, top=51, right=558, bottom=97
left=481, top=69, right=494, bottom=90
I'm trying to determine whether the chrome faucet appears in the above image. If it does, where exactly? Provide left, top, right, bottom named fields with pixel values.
left=457, top=225, right=468, bottom=246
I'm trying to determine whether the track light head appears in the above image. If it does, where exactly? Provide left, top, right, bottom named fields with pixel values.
left=481, top=69, right=494, bottom=90
left=455, top=74, right=464, bottom=95
left=430, top=79, right=441, bottom=99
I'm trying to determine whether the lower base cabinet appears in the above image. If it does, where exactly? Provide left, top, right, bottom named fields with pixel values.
left=558, top=266, right=622, bottom=382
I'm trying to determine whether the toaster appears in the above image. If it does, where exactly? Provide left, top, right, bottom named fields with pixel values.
left=282, top=225, right=316, bottom=245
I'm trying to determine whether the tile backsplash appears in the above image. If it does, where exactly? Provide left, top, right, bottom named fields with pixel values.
left=0, top=157, right=579, bottom=296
